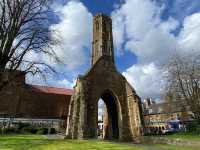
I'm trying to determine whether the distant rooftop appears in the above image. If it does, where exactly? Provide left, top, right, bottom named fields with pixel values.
left=27, top=84, right=74, bottom=96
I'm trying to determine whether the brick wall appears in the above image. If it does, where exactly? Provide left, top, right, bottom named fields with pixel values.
left=0, top=73, right=72, bottom=129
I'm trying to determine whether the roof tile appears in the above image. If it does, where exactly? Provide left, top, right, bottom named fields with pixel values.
left=28, top=84, right=74, bottom=95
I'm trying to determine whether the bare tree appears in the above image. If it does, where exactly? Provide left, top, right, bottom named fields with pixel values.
left=0, top=0, right=60, bottom=90
left=165, top=54, right=200, bottom=119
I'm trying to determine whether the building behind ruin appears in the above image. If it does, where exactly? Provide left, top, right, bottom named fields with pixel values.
left=143, top=98, right=194, bottom=134
left=0, top=71, right=73, bottom=132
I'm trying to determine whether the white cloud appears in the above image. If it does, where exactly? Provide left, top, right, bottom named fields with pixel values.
left=112, top=11, right=125, bottom=55
left=25, top=0, right=200, bottom=99
left=125, top=26, right=178, bottom=65
left=178, top=12, right=200, bottom=54
left=26, top=73, right=75, bottom=89
left=112, top=0, right=161, bottom=54
left=26, top=1, right=92, bottom=88
left=166, top=0, right=200, bottom=21
left=112, top=0, right=200, bottom=100
left=50, top=1, right=92, bottom=69
left=53, top=78, right=75, bottom=88
left=123, top=63, right=164, bottom=100
left=159, top=17, right=179, bottom=33
left=112, top=0, right=179, bottom=65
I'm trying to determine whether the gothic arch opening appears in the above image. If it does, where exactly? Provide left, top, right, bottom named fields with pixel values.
left=66, top=14, right=142, bottom=141
left=97, top=90, right=119, bottom=140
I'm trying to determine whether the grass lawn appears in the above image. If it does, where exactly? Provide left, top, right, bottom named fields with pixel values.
left=149, top=132, right=200, bottom=141
left=0, top=134, right=199, bottom=150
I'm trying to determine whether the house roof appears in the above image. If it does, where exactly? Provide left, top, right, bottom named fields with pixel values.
left=27, top=84, right=74, bottom=96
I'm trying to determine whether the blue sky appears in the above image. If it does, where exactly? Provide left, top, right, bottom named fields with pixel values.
left=27, top=0, right=200, bottom=101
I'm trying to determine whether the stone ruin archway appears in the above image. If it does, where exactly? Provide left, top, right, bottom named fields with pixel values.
left=66, top=14, right=143, bottom=141
left=98, top=90, right=120, bottom=140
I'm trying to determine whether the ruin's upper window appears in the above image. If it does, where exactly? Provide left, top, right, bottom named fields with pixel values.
left=96, top=21, right=99, bottom=31
left=103, top=22, right=107, bottom=32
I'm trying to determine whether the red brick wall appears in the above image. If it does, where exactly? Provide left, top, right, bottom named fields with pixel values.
left=0, top=84, right=71, bottom=123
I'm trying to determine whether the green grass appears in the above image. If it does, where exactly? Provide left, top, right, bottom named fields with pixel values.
left=0, top=134, right=199, bottom=150
left=146, top=144, right=199, bottom=150
left=151, top=132, right=200, bottom=141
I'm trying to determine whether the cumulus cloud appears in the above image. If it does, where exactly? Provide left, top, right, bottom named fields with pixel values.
left=27, top=1, right=92, bottom=88
left=50, top=1, right=93, bottom=69
left=112, top=0, right=160, bottom=54
left=112, top=0, right=200, bottom=100
left=112, top=0, right=179, bottom=65
left=26, top=73, right=76, bottom=89
left=50, top=78, right=75, bottom=88
left=26, top=0, right=200, bottom=100
left=165, top=0, right=200, bottom=22
left=123, top=63, right=165, bottom=100
left=178, top=12, right=200, bottom=55
left=112, top=13, right=125, bottom=54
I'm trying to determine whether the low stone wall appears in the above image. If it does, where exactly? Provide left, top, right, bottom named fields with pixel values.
left=0, top=118, right=66, bottom=133
left=141, top=136, right=200, bottom=147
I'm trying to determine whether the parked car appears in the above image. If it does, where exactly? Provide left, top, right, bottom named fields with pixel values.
left=163, top=120, right=184, bottom=134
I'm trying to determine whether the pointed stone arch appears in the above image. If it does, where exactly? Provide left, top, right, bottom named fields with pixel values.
left=66, top=56, right=143, bottom=141
left=66, top=14, right=143, bottom=141
left=97, top=89, right=121, bottom=140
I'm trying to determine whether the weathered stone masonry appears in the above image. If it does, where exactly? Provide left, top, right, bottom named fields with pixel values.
left=66, top=14, right=143, bottom=141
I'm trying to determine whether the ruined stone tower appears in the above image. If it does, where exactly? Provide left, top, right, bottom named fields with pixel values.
left=92, top=14, right=114, bottom=65
left=66, top=14, right=143, bottom=141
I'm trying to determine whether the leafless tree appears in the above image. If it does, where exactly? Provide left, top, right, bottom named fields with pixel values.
left=165, top=54, right=200, bottom=119
left=0, top=0, right=60, bottom=90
